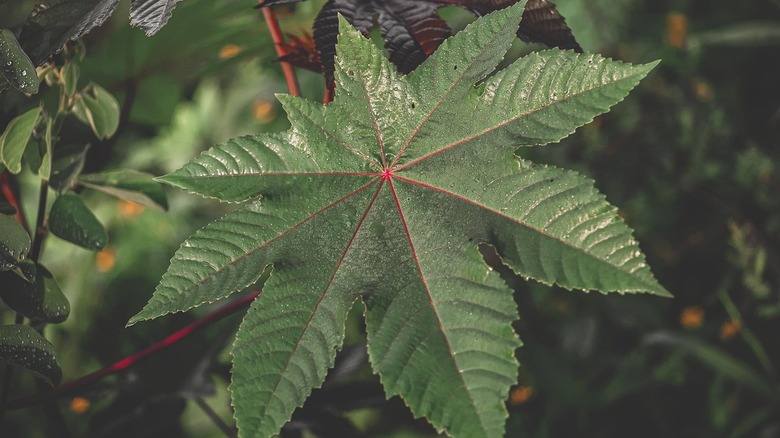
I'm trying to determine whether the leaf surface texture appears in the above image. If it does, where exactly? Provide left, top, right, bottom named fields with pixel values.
left=133, top=4, right=667, bottom=436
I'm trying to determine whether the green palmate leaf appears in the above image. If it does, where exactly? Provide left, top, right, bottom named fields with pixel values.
left=132, top=4, right=668, bottom=437
left=0, top=106, right=41, bottom=174
left=0, top=213, right=30, bottom=271
left=0, top=324, right=62, bottom=386
left=48, top=192, right=108, bottom=250
left=0, top=262, right=70, bottom=323
left=79, top=169, right=168, bottom=210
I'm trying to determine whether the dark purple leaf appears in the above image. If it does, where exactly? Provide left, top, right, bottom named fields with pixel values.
left=259, top=0, right=580, bottom=85
left=19, top=0, right=120, bottom=65
left=129, top=0, right=186, bottom=36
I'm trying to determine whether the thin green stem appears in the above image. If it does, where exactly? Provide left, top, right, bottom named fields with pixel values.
left=718, top=288, right=776, bottom=378
left=194, top=397, right=237, bottom=438
left=5, top=291, right=259, bottom=411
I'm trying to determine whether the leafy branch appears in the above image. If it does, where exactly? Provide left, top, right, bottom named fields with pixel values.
left=4, top=291, right=259, bottom=412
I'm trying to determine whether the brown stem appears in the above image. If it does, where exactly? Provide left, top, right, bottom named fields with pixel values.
left=4, top=291, right=260, bottom=411
left=29, top=180, right=48, bottom=263
left=260, top=6, right=301, bottom=96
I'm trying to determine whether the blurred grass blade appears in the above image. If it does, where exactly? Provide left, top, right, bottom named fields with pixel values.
left=0, top=324, right=62, bottom=386
left=48, top=192, right=108, bottom=250
left=644, top=331, right=779, bottom=400
left=689, top=21, right=780, bottom=48
left=79, top=169, right=168, bottom=210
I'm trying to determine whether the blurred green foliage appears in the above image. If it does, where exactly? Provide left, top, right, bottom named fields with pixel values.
left=1, top=0, right=779, bottom=436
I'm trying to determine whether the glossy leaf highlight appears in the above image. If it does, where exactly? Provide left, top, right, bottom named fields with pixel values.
left=0, top=213, right=30, bottom=271
left=0, top=324, right=62, bottom=386
left=0, top=29, right=39, bottom=94
left=48, top=193, right=108, bottom=250
left=0, top=263, right=70, bottom=323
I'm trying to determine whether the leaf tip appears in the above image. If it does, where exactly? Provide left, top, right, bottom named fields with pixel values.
left=335, top=13, right=366, bottom=48
left=637, top=59, right=662, bottom=78
left=125, top=314, right=142, bottom=327
left=154, top=173, right=177, bottom=187
left=126, top=301, right=168, bottom=327
left=126, top=309, right=152, bottom=327
left=274, top=92, right=293, bottom=105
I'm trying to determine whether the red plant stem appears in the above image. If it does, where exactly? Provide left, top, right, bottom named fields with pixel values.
left=323, top=86, right=334, bottom=104
left=3, top=291, right=260, bottom=411
left=0, top=171, right=28, bottom=232
left=261, top=6, right=301, bottom=96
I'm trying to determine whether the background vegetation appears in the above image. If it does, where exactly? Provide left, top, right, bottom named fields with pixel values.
left=1, top=0, right=779, bottom=436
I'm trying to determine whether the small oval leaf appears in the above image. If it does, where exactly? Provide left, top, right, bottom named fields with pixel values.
left=48, top=193, right=108, bottom=250
left=0, top=107, right=41, bottom=174
left=0, top=263, right=70, bottom=323
left=62, top=61, right=79, bottom=96
left=0, top=29, right=39, bottom=94
left=37, top=117, right=53, bottom=179
left=73, top=84, right=119, bottom=139
left=79, top=169, right=168, bottom=210
left=50, top=143, right=90, bottom=192
left=0, top=324, right=62, bottom=386
left=0, top=213, right=30, bottom=271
